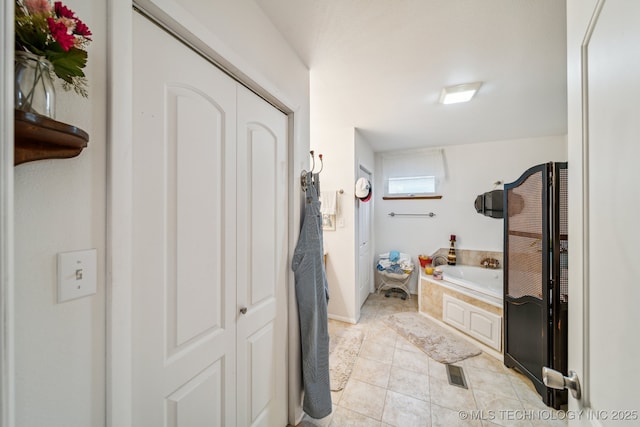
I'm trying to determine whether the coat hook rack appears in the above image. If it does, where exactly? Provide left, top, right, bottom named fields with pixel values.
left=301, top=150, right=324, bottom=192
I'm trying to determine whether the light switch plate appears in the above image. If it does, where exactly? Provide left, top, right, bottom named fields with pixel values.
left=57, top=249, right=97, bottom=303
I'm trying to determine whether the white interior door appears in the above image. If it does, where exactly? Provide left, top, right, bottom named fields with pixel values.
left=235, top=86, right=288, bottom=427
left=357, top=168, right=372, bottom=307
left=132, top=13, right=237, bottom=426
left=568, top=1, right=640, bottom=424
left=132, top=13, right=287, bottom=427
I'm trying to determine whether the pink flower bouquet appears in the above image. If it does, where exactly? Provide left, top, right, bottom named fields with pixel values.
left=15, top=0, right=92, bottom=96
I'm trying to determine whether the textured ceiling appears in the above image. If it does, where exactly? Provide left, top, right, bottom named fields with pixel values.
left=254, top=0, right=567, bottom=152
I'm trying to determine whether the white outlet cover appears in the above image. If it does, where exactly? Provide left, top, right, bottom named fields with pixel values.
left=57, top=249, right=97, bottom=303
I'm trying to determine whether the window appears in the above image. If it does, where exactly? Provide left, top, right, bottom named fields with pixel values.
left=388, top=176, right=436, bottom=196
left=381, top=149, right=444, bottom=198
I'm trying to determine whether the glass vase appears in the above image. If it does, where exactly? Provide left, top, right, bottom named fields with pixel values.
left=15, top=51, right=56, bottom=119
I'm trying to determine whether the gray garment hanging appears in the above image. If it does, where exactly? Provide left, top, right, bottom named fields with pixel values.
left=292, top=172, right=331, bottom=419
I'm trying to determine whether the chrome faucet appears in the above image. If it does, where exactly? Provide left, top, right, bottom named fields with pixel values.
left=481, top=258, right=500, bottom=269
left=431, top=255, right=448, bottom=267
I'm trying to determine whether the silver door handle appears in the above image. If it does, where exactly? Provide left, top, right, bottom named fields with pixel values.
left=239, top=307, right=248, bottom=315
left=542, top=367, right=581, bottom=399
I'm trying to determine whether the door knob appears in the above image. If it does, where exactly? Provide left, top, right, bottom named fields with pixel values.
left=239, top=307, right=248, bottom=315
left=542, top=367, right=581, bottom=399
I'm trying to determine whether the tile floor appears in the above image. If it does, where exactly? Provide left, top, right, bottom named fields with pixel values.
left=296, top=293, right=568, bottom=427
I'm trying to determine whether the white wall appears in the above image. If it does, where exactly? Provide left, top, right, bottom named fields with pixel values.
left=14, top=0, right=107, bottom=425
left=313, top=127, right=356, bottom=322
left=313, top=127, right=376, bottom=323
left=14, top=0, right=310, bottom=426
left=374, top=135, right=567, bottom=294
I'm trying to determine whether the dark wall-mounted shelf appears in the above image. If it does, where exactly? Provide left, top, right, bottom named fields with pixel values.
left=14, top=109, right=89, bottom=165
left=382, top=195, right=443, bottom=200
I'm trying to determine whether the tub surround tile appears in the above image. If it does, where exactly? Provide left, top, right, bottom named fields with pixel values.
left=431, top=248, right=503, bottom=268
left=420, top=274, right=503, bottom=317
left=421, top=279, right=444, bottom=319
left=419, top=272, right=504, bottom=355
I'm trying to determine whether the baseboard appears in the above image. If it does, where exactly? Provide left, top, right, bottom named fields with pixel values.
left=327, top=313, right=357, bottom=324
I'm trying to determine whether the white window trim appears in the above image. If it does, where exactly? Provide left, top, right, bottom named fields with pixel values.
left=381, top=148, right=445, bottom=198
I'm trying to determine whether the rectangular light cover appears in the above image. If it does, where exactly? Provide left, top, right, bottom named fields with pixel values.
left=439, top=82, right=482, bottom=104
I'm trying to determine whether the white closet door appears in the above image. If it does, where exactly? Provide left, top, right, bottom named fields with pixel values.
left=235, top=85, right=288, bottom=427
left=132, top=13, right=237, bottom=426
left=357, top=168, right=372, bottom=307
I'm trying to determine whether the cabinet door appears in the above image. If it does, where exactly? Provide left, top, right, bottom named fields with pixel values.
left=132, top=12, right=237, bottom=426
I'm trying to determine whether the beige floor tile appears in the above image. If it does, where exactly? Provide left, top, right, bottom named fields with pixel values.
left=431, top=403, right=483, bottom=427
left=331, top=389, right=343, bottom=406
left=508, top=374, right=546, bottom=408
left=427, top=358, right=450, bottom=383
left=364, top=323, right=398, bottom=346
left=320, top=292, right=565, bottom=427
left=472, top=389, right=530, bottom=427
left=387, top=366, right=430, bottom=402
left=522, top=404, right=568, bottom=427
left=298, top=411, right=332, bottom=426
left=351, top=357, right=392, bottom=388
left=339, top=378, right=387, bottom=421
left=395, top=335, right=421, bottom=353
left=429, top=376, right=478, bottom=413
left=466, top=367, right=517, bottom=400
left=464, top=353, right=509, bottom=374
left=381, top=390, right=431, bottom=427
left=392, top=347, right=430, bottom=376
left=359, top=337, right=396, bottom=364
left=377, top=304, right=407, bottom=318
left=328, top=406, right=382, bottom=427
left=358, top=310, right=378, bottom=325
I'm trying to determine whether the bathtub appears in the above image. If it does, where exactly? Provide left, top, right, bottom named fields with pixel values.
left=420, top=264, right=504, bottom=351
left=437, top=264, right=502, bottom=305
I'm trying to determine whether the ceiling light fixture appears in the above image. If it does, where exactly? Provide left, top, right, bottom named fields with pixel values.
left=439, top=82, right=483, bottom=105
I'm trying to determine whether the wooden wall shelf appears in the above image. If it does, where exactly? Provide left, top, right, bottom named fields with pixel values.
left=14, top=109, right=89, bottom=165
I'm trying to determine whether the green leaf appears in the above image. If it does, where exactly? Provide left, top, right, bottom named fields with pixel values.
left=47, top=47, right=88, bottom=84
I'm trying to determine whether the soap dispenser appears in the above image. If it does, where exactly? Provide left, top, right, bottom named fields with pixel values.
left=447, top=234, right=457, bottom=265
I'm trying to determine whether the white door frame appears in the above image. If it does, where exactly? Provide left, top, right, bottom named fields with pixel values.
left=107, top=1, right=297, bottom=426
left=0, top=1, right=15, bottom=426
left=567, top=1, right=601, bottom=424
